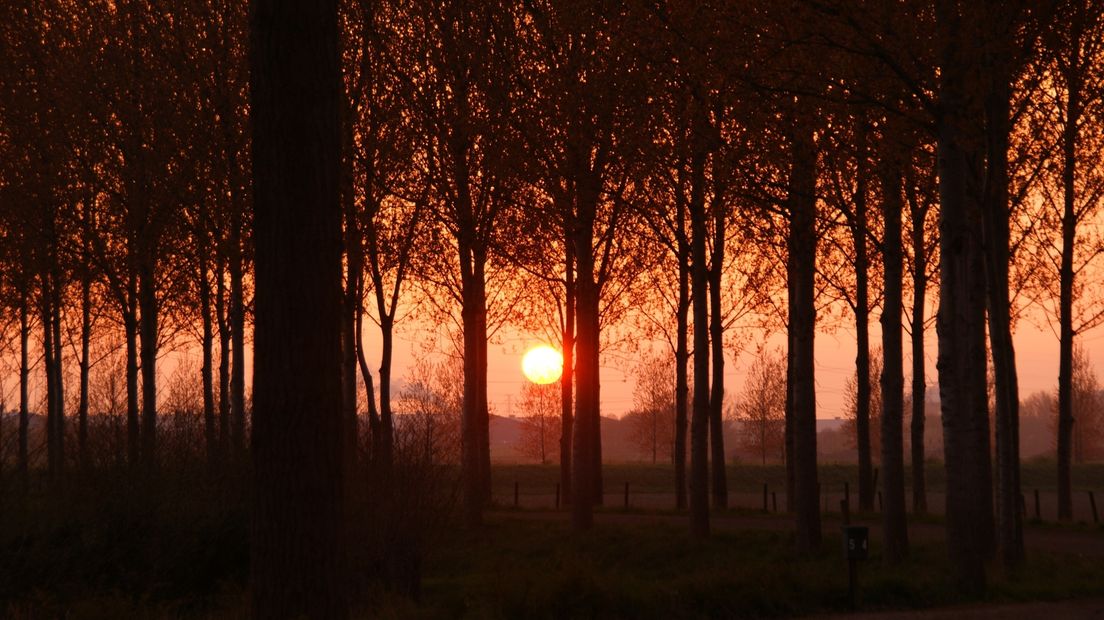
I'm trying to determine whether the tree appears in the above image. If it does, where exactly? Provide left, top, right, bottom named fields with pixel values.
left=625, top=349, right=676, bottom=464
left=249, top=0, right=348, bottom=616
left=517, top=382, right=559, bottom=465
left=735, top=348, right=786, bottom=465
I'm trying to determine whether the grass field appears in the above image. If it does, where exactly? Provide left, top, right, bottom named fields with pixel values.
left=3, top=462, right=1103, bottom=618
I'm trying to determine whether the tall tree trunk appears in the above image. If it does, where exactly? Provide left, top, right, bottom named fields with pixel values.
left=18, top=291, right=29, bottom=491
left=572, top=188, right=600, bottom=531
left=1056, top=47, right=1080, bottom=522
left=139, top=258, right=158, bottom=467
left=43, top=280, right=59, bottom=480
left=354, top=294, right=380, bottom=463
left=560, top=236, right=575, bottom=506
left=708, top=182, right=727, bottom=510
left=458, top=231, right=489, bottom=525
left=935, top=4, right=990, bottom=588
left=476, top=255, right=492, bottom=506
left=341, top=131, right=360, bottom=473
left=125, top=291, right=140, bottom=469
left=790, top=120, right=820, bottom=553
left=983, top=57, right=1024, bottom=568
left=675, top=198, right=690, bottom=510
left=785, top=254, right=796, bottom=514
left=854, top=164, right=874, bottom=513
left=879, top=157, right=909, bottom=563
left=909, top=185, right=928, bottom=515
left=200, top=244, right=217, bottom=469
left=217, top=253, right=231, bottom=458
left=78, top=270, right=91, bottom=469
left=230, top=207, right=247, bottom=455
left=249, top=0, right=348, bottom=613
left=378, top=313, right=396, bottom=469
left=689, top=150, right=711, bottom=538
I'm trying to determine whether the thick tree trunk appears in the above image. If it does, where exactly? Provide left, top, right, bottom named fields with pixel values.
left=572, top=190, right=600, bottom=530
left=909, top=188, right=928, bottom=515
left=139, top=258, right=158, bottom=467
left=249, top=0, right=348, bottom=614
left=983, top=62, right=1024, bottom=568
left=675, top=200, right=690, bottom=511
left=341, top=204, right=361, bottom=474
left=708, top=186, right=727, bottom=510
left=785, top=259, right=796, bottom=513
left=689, top=151, right=710, bottom=538
left=935, top=5, right=990, bottom=588
left=879, top=159, right=909, bottom=563
left=789, top=121, right=821, bottom=553
left=560, top=238, right=575, bottom=506
left=854, top=167, right=874, bottom=513
left=378, top=314, right=396, bottom=469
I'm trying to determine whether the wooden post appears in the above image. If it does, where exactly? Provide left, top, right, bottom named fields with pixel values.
left=872, top=468, right=879, bottom=491
left=763, top=483, right=769, bottom=513
left=877, top=491, right=883, bottom=513
left=1034, top=489, right=1040, bottom=520
left=1090, top=491, right=1099, bottom=524
left=841, top=498, right=850, bottom=525
left=514, top=481, right=519, bottom=508
left=772, top=492, right=778, bottom=513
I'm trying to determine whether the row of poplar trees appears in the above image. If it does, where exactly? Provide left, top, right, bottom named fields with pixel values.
left=4, top=0, right=1104, bottom=612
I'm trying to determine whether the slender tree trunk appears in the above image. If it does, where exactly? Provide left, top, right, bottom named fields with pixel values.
left=354, top=294, right=380, bottom=462
left=217, top=253, right=231, bottom=458
left=1056, top=57, right=1080, bottom=522
left=675, top=199, right=690, bottom=511
left=18, top=291, right=29, bottom=491
left=139, top=258, right=158, bottom=467
left=785, top=260, right=796, bottom=514
left=854, top=165, right=874, bottom=513
left=708, top=183, right=727, bottom=510
left=790, top=120, right=820, bottom=553
left=125, top=291, right=140, bottom=469
left=909, top=187, right=928, bottom=515
left=52, top=280, right=63, bottom=477
left=476, top=255, right=492, bottom=505
left=879, top=157, right=909, bottom=563
left=560, top=237, right=575, bottom=506
left=230, top=208, right=247, bottom=455
left=78, top=270, right=91, bottom=469
left=689, top=150, right=711, bottom=538
left=935, top=5, right=990, bottom=588
left=200, top=245, right=217, bottom=469
left=43, top=281, right=59, bottom=480
left=249, top=0, right=348, bottom=613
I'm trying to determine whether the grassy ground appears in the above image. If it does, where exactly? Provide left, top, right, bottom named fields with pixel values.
left=492, top=461, right=1104, bottom=496
left=3, top=462, right=1103, bottom=618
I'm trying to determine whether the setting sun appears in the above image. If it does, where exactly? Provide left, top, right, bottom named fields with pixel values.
left=521, top=345, right=563, bottom=384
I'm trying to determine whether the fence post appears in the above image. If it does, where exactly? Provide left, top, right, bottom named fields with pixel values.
left=763, top=483, right=769, bottom=513
left=877, top=491, right=883, bottom=513
left=514, top=481, right=519, bottom=508
left=772, top=492, right=778, bottom=513
left=1090, top=491, right=1099, bottom=524
left=1034, top=489, right=1040, bottom=520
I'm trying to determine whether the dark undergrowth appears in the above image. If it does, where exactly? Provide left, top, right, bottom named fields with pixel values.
left=2, top=463, right=1103, bottom=618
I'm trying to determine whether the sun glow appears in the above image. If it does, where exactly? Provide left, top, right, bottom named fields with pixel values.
left=521, top=345, right=563, bottom=385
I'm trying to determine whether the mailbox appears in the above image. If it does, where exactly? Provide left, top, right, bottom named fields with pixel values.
left=841, top=525, right=869, bottom=560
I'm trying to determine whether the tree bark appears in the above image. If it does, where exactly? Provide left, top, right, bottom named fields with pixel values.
left=854, top=162, right=874, bottom=514
left=139, top=257, right=158, bottom=467
left=18, top=291, right=29, bottom=491
left=78, top=268, right=91, bottom=469
left=708, top=177, right=727, bottom=510
left=249, top=0, right=348, bottom=614
left=230, top=206, right=247, bottom=455
left=935, top=2, right=991, bottom=589
left=675, top=195, right=690, bottom=511
left=879, top=157, right=908, bottom=563
left=572, top=179, right=601, bottom=530
left=125, top=290, right=140, bottom=469
left=200, top=238, right=217, bottom=469
left=789, top=119, right=820, bottom=553
left=689, top=150, right=710, bottom=538
left=217, top=252, right=231, bottom=458
left=560, top=236, right=575, bottom=506
left=908, top=183, right=928, bottom=515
